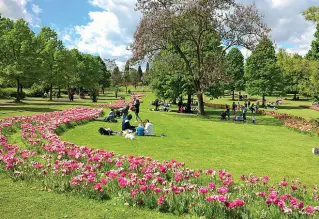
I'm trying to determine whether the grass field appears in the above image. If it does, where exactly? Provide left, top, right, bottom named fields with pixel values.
left=1, top=88, right=319, bottom=218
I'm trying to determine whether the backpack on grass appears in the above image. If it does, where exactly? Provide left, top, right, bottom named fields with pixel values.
left=98, top=127, right=113, bottom=135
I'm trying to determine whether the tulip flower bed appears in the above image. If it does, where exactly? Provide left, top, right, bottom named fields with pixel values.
left=300, top=105, right=319, bottom=111
left=261, top=110, right=319, bottom=134
left=94, top=100, right=130, bottom=109
left=0, top=107, right=319, bottom=218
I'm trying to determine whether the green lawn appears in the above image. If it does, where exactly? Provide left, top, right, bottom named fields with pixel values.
left=1, top=89, right=319, bottom=218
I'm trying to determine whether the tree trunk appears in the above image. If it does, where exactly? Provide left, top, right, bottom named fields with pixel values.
left=197, top=92, right=205, bottom=115
left=232, top=89, right=235, bottom=101
left=187, top=94, right=192, bottom=105
left=58, top=88, right=61, bottom=99
left=49, top=84, right=53, bottom=101
left=126, top=86, right=128, bottom=93
left=16, top=79, right=20, bottom=102
left=262, top=94, right=266, bottom=107
left=102, top=87, right=104, bottom=94
left=293, top=93, right=297, bottom=100
left=19, top=84, right=23, bottom=94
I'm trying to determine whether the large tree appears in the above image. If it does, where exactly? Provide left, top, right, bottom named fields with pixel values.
left=36, top=27, right=64, bottom=101
left=0, top=18, right=37, bottom=102
left=245, top=37, right=283, bottom=106
left=143, top=62, right=151, bottom=85
left=225, top=48, right=245, bottom=100
left=123, top=61, right=131, bottom=93
left=111, top=66, right=122, bottom=87
left=132, top=0, right=268, bottom=114
left=151, top=51, right=194, bottom=104
left=138, top=65, right=143, bottom=83
left=277, top=49, right=307, bottom=100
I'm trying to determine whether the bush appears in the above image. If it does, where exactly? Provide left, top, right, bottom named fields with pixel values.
left=0, top=88, right=26, bottom=99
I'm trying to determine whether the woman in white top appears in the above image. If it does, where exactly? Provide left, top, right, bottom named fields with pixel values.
left=144, top=119, right=155, bottom=136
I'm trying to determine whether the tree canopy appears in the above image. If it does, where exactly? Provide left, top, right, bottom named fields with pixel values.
left=245, top=37, right=283, bottom=104
left=132, top=0, right=269, bottom=114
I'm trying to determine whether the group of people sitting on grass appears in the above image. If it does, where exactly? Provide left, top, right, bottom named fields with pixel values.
left=221, top=100, right=258, bottom=123
left=121, top=115, right=155, bottom=136
left=103, top=96, right=155, bottom=137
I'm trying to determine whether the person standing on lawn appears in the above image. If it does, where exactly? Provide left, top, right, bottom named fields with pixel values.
left=242, top=105, right=247, bottom=121
left=133, top=97, right=142, bottom=122
left=232, top=102, right=237, bottom=112
left=226, top=104, right=230, bottom=120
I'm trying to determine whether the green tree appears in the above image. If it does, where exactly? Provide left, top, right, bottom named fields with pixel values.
left=130, top=68, right=139, bottom=89
left=225, top=48, right=245, bottom=100
left=97, top=57, right=110, bottom=94
left=305, top=24, right=319, bottom=60
left=36, top=27, right=63, bottom=101
left=123, top=61, right=131, bottom=93
left=111, top=66, right=122, bottom=87
left=245, top=37, right=283, bottom=106
left=138, top=65, right=143, bottom=83
left=277, top=49, right=306, bottom=100
left=143, top=62, right=151, bottom=85
left=0, top=18, right=36, bottom=102
left=151, top=51, right=194, bottom=104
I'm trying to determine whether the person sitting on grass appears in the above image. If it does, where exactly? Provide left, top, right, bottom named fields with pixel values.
left=136, top=123, right=145, bottom=136
left=122, top=114, right=135, bottom=132
left=221, top=111, right=227, bottom=120
left=104, top=108, right=116, bottom=122
left=144, top=119, right=155, bottom=136
left=252, top=116, right=256, bottom=124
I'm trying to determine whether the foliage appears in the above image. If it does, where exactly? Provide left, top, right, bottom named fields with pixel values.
left=0, top=15, right=110, bottom=102
left=111, top=66, right=122, bottom=87
left=151, top=51, right=194, bottom=103
left=143, top=62, right=151, bottom=85
left=138, top=65, right=143, bottom=83
left=306, top=24, right=319, bottom=60
left=0, top=18, right=37, bottom=102
left=303, top=6, right=319, bottom=23
left=277, top=49, right=307, bottom=98
left=123, top=61, right=131, bottom=93
left=245, top=37, right=283, bottom=102
left=225, top=48, right=245, bottom=99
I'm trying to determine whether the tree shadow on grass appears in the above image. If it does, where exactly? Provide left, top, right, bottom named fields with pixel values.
left=0, top=106, right=58, bottom=113
left=277, top=106, right=303, bottom=110
left=166, top=108, right=284, bottom=127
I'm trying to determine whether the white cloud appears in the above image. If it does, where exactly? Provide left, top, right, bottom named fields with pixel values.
left=239, top=0, right=318, bottom=56
left=0, top=0, right=40, bottom=26
left=31, top=4, right=42, bottom=15
left=65, top=0, right=140, bottom=65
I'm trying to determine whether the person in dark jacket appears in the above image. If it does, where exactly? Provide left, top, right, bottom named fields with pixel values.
left=133, top=98, right=142, bottom=122
left=122, top=114, right=135, bottom=131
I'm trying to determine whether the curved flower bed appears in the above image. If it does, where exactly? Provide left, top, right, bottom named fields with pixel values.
left=0, top=107, right=318, bottom=218
left=261, top=110, right=319, bottom=134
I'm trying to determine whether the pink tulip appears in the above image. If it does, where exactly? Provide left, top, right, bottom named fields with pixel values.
left=199, top=187, right=208, bottom=194
left=305, top=206, right=314, bottom=214
left=157, top=195, right=164, bottom=205
left=217, top=187, right=228, bottom=195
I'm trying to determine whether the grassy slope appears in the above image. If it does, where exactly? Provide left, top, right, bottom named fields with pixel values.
left=0, top=89, right=319, bottom=218
left=62, top=92, right=319, bottom=185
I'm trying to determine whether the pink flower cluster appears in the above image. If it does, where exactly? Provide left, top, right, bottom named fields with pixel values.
left=0, top=107, right=318, bottom=218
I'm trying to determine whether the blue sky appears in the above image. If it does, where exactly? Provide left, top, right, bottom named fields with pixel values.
left=0, top=0, right=318, bottom=68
